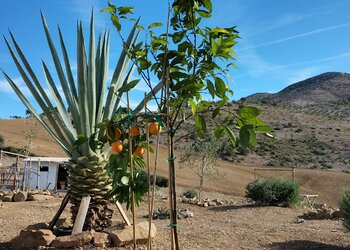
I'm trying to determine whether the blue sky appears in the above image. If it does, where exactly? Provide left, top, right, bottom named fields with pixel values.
left=1, top=0, right=350, bottom=118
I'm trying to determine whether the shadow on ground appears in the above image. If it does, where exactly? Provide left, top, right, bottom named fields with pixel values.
left=268, top=240, right=350, bottom=250
left=0, top=242, right=11, bottom=250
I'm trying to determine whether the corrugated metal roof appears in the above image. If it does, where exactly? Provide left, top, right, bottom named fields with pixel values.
left=23, top=157, right=69, bottom=162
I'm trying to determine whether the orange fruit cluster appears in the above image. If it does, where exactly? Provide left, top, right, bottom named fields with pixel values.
left=107, top=122, right=162, bottom=156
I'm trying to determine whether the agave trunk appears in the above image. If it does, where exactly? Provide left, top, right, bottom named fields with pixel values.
left=68, top=153, right=113, bottom=230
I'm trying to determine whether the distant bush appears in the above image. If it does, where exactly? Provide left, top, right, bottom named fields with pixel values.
left=182, top=189, right=198, bottom=199
left=341, top=188, right=350, bottom=230
left=151, top=175, right=169, bottom=188
left=139, top=172, right=169, bottom=188
left=246, top=178, right=300, bottom=207
left=0, top=134, right=3, bottom=147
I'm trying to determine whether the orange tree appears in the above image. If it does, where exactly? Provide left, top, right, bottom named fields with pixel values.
left=103, top=0, right=271, bottom=248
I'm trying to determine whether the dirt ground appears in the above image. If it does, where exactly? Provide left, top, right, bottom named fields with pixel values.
left=0, top=189, right=350, bottom=250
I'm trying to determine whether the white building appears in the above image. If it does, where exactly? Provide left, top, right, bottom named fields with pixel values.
left=23, top=157, right=69, bottom=191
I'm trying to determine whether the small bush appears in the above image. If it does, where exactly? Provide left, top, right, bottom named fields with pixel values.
left=246, top=178, right=300, bottom=206
left=182, top=189, right=198, bottom=199
left=139, top=172, right=169, bottom=188
left=341, top=188, right=350, bottom=230
left=151, top=175, right=169, bottom=188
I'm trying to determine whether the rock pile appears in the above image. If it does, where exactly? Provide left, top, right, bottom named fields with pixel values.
left=11, top=221, right=157, bottom=249
left=0, top=190, right=53, bottom=202
left=181, top=196, right=231, bottom=207
left=300, top=204, right=342, bottom=220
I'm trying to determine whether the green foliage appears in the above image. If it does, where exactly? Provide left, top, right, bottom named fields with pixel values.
left=246, top=178, right=300, bottom=207
left=182, top=189, right=198, bottom=199
left=108, top=153, right=148, bottom=209
left=151, top=175, right=169, bottom=188
left=341, top=188, right=350, bottom=230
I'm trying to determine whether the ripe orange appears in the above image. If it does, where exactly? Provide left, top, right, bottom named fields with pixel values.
left=129, top=125, right=140, bottom=137
left=111, top=141, right=123, bottom=154
left=106, top=127, right=122, bottom=141
left=133, top=145, right=145, bottom=157
left=149, top=122, right=161, bottom=135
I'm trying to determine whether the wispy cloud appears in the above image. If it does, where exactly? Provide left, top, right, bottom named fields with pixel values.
left=239, top=22, right=350, bottom=51
left=236, top=51, right=350, bottom=78
left=0, top=76, right=31, bottom=99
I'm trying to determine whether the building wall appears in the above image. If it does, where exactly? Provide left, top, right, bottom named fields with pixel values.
left=26, top=161, right=58, bottom=190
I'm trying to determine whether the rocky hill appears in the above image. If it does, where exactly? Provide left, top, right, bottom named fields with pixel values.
left=242, top=72, right=350, bottom=171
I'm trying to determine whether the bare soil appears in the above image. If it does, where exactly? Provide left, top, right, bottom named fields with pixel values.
left=0, top=190, right=350, bottom=250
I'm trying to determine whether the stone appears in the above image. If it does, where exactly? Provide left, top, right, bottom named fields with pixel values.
left=41, top=190, right=51, bottom=196
left=27, top=194, right=54, bottom=201
left=178, top=208, right=193, bottom=219
left=12, top=229, right=56, bottom=249
left=13, top=191, right=28, bottom=202
left=332, top=209, right=341, bottom=219
left=110, top=221, right=157, bottom=247
left=2, top=192, right=14, bottom=202
left=50, top=231, right=93, bottom=248
left=56, top=218, right=73, bottom=229
left=93, top=232, right=110, bottom=247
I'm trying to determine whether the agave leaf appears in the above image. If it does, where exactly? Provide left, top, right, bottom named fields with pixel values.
left=58, top=27, right=78, bottom=102
left=42, top=62, right=77, bottom=142
left=96, top=30, right=110, bottom=123
left=103, top=20, right=140, bottom=120
left=87, top=13, right=96, bottom=133
left=133, top=81, right=163, bottom=114
left=41, top=13, right=79, bottom=134
left=1, top=70, right=70, bottom=153
left=4, top=36, right=71, bottom=147
left=76, top=21, right=89, bottom=155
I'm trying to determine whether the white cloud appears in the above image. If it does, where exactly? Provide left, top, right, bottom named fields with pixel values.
left=0, top=76, right=31, bottom=99
left=239, top=22, right=350, bottom=51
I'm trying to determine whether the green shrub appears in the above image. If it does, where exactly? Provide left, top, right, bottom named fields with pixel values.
left=139, top=172, right=169, bottom=188
left=341, top=188, right=350, bottom=230
left=182, top=189, right=198, bottom=199
left=151, top=175, right=169, bottom=188
left=246, top=178, right=300, bottom=206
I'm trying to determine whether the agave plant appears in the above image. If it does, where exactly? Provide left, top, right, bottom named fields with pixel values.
left=1, top=13, right=157, bottom=230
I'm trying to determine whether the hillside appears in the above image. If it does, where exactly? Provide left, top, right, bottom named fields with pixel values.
left=243, top=72, right=350, bottom=171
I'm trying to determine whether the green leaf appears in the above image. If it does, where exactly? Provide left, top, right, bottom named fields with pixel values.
left=202, top=0, right=213, bottom=12
left=215, top=77, right=226, bottom=98
left=172, top=31, right=186, bottom=43
left=75, top=134, right=88, bottom=146
left=148, top=22, right=163, bottom=29
left=111, top=15, right=121, bottom=31
left=189, top=99, right=197, bottom=115
left=222, top=125, right=236, bottom=146
left=117, top=6, right=134, bottom=15
left=214, top=125, right=224, bottom=138
left=250, top=130, right=257, bottom=147
left=121, top=176, right=130, bottom=185
left=118, top=79, right=140, bottom=93
left=256, top=125, right=272, bottom=132
left=195, top=114, right=206, bottom=136
left=211, top=37, right=217, bottom=56
left=197, top=10, right=211, bottom=18
left=237, top=106, right=262, bottom=119
left=239, top=126, right=250, bottom=148
left=207, top=80, right=215, bottom=99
